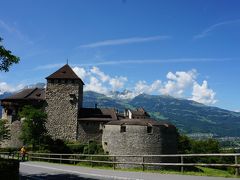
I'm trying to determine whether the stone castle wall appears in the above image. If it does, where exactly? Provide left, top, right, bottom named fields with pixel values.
left=102, top=124, right=178, bottom=169
left=45, top=80, right=83, bottom=141
left=1, top=120, right=23, bottom=148
left=77, top=121, right=103, bottom=143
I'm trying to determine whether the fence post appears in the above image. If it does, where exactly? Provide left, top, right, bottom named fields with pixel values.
left=60, top=155, right=62, bottom=164
left=181, top=156, right=184, bottom=173
left=235, top=155, right=239, bottom=177
left=74, top=155, right=76, bottom=165
left=91, top=156, right=93, bottom=167
left=113, top=156, right=116, bottom=170
left=142, top=156, right=145, bottom=171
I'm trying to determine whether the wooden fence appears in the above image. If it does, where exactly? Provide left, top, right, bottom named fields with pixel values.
left=0, top=152, right=239, bottom=176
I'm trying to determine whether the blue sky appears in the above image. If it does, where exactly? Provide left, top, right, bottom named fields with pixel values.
left=0, top=0, right=240, bottom=111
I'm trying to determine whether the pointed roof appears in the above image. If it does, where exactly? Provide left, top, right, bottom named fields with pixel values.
left=1, top=88, right=45, bottom=101
left=46, top=64, right=84, bottom=84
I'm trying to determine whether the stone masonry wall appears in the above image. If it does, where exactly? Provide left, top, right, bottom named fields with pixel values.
left=102, top=125, right=178, bottom=169
left=46, top=81, right=83, bottom=141
left=77, top=121, right=103, bottom=143
left=1, top=120, right=23, bottom=148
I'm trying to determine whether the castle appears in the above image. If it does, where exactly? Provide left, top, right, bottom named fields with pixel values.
left=1, top=64, right=178, bottom=162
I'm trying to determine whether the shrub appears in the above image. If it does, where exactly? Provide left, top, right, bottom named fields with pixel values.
left=0, top=158, right=19, bottom=179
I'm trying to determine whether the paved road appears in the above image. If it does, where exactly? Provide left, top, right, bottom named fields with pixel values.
left=20, top=161, right=238, bottom=180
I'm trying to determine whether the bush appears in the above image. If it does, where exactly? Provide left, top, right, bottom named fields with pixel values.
left=67, top=143, right=85, bottom=154
left=0, top=158, right=19, bottom=179
left=83, top=141, right=104, bottom=154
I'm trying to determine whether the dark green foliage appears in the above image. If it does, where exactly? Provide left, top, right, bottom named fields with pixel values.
left=0, top=147, right=18, bottom=153
left=83, top=141, right=102, bottom=154
left=178, top=134, right=220, bottom=154
left=190, top=139, right=220, bottom=154
left=0, top=37, right=20, bottom=72
left=0, top=119, right=10, bottom=142
left=177, top=134, right=236, bottom=173
left=0, top=158, right=19, bottom=179
left=67, top=143, right=85, bottom=154
left=19, top=105, right=47, bottom=149
left=177, top=134, right=191, bottom=154
left=39, top=136, right=70, bottom=153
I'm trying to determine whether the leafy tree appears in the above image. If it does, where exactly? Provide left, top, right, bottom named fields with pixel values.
left=177, top=134, right=191, bottom=154
left=0, top=37, right=20, bottom=72
left=190, top=138, right=220, bottom=154
left=0, top=119, right=10, bottom=143
left=19, top=105, right=47, bottom=149
left=177, top=134, right=220, bottom=154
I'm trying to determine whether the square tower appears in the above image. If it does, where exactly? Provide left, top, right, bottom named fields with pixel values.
left=45, top=64, right=84, bottom=141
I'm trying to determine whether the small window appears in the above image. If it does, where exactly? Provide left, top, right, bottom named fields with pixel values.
left=104, top=142, right=107, bottom=146
left=147, top=126, right=153, bottom=134
left=120, top=126, right=126, bottom=133
left=99, top=123, right=103, bottom=130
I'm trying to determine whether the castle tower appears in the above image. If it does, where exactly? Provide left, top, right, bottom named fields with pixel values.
left=45, top=64, right=84, bottom=141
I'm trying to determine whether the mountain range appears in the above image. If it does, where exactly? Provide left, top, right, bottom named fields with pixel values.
left=83, top=91, right=240, bottom=137
left=1, top=91, right=240, bottom=137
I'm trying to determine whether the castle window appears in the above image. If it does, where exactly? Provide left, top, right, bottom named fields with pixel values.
left=120, top=125, right=126, bottom=133
left=147, top=126, right=153, bottom=134
left=99, top=123, right=103, bottom=130
left=70, top=94, right=77, bottom=102
left=104, top=142, right=107, bottom=146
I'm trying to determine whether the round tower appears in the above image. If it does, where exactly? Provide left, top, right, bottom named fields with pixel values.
left=102, top=118, right=178, bottom=169
left=45, top=64, right=84, bottom=141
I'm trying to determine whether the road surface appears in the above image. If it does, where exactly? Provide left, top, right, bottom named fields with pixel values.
left=20, top=161, right=238, bottom=180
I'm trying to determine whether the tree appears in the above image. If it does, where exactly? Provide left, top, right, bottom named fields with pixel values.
left=0, top=119, right=10, bottom=143
left=19, top=105, right=47, bottom=149
left=0, top=37, right=20, bottom=72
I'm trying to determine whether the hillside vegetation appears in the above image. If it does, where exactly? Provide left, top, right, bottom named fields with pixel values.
left=83, top=91, right=240, bottom=137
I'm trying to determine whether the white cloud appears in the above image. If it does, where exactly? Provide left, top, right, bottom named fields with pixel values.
left=90, top=67, right=109, bottom=82
left=35, top=58, right=231, bottom=70
left=190, top=81, right=217, bottom=105
left=73, top=66, right=128, bottom=94
left=84, top=76, right=108, bottom=95
left=0, top=82, right=24, bottom=95
left=194, top=19, right=240, bottom=39
left=160, top=70, right=197, bottom=97
left=34, top=63, right=64, bottom=70
left=72, top=66, right=217, bottom=105
left=109, top=77, right=127, bottom=91
left=73, top=67, right=88, bottom=80
left=134, top=80, right=162, bottom=95
left=79, top=35, right=170, bottom=48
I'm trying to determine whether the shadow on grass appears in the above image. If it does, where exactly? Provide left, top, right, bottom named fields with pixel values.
left=20, top=173, right=100, bottom=180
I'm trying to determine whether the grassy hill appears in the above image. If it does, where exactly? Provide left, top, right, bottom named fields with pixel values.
left=83, top=91, right=240, bottom=137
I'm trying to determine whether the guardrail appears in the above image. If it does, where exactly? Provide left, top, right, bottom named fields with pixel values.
left=0, top=152, right=239, bottom=176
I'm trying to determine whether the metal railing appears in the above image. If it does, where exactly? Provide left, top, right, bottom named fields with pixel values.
left=0, top=152, right=239, bottom=176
